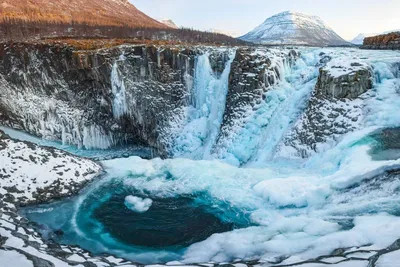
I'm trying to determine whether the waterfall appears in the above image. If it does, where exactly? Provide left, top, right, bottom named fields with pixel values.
left=172, top=50, right=236, bottom=158
left=111, top=59, right=128, bottom=119
left=212, top=49, right=321, bottom=166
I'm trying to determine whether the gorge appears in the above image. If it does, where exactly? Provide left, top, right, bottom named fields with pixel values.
left=1, top=42, right=400, bottom=267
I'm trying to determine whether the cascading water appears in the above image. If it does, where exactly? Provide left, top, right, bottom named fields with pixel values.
left=172, top=50, right=235, bottom=159
left=17, top=47, right=400, bottom=265
left=111, top=55, right=128, bottom=119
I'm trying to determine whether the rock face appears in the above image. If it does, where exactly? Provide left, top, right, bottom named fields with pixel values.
left=240, top=11, right=350, bottom=46
left=0, top=43, right=200, bottom=155
left=0, top=43, right=239, bottom=156
left=362, top=32, right=400, bottom=50
left=281, top=55, right=373, bottom=157
left=315, top=63, right=373, bottom=99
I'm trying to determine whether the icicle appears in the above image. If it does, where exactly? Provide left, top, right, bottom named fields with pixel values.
left=111, top=61, right=128, bottom=119
left=82, top=125, right=114, bottom=150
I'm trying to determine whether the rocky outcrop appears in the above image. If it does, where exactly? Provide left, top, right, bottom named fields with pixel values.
left=281, top=59, right=372, bottom=157
left=361, top=32, right=400, bottom=50
left=315, top=63, right=373, bottom=99
left=0, top=130, right=102, bottom=206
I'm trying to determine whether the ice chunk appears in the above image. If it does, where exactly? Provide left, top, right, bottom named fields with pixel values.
left=124, top=196, right=153, bottom=213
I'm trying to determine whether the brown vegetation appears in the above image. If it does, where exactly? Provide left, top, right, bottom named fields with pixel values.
left=362, top=32, right=400, bottom=49
left=0, top=1, right=245, bottom=45
left=0, top=0, right=166, bottom=28
left=0, top=19, right=246, bottom=46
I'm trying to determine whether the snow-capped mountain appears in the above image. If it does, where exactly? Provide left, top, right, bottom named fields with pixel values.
left=350, top=33, right=379, bottom=45
left=160, top=19, right=179, bottom=29
left=351, top=29, right=400, bottom=45
left=240, top=11, right=350, bottom=46
left=209, top=29, right=238, bottom=37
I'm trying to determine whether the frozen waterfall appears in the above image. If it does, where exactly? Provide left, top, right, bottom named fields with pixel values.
left=111, top=57, right=128, bottom=119
left=172, top=50, right=236, bottom=159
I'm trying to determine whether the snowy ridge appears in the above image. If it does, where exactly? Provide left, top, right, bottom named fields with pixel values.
left=160, top=19, right=179, bottom=29
left=240, top=11, right=350, bottom=46
left=351, top=33, right=379, bottom=45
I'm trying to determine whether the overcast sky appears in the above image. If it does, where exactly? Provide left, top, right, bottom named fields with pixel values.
left=129, top=0, right=400, bottom=40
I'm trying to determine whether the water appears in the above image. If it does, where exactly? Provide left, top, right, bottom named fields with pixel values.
left=10, top=47, right=400, bottom=264
left=22, top=173, right=250, bottom=263
left=172, top=49, right=236, bottom=159
left=0, top=126, right=158, bottom=160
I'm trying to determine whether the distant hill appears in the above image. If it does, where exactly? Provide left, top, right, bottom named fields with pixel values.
left=240, top=11, right=350, bottom=46
left=361, top=31, right=400, bottom=50
left=350, top=33, right=379, bottom=45
left=0, top=0, right=245, bottom=45
left=160, top=19, right=179, bottom=29
left=209, top=29, right=238, bottom=37
left=0, top=0, right=167, bottom=29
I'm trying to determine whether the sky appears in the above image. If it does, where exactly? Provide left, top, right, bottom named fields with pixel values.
left=129, top=0, right=400, bottom=40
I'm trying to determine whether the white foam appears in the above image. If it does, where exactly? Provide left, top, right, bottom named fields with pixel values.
left=124, top=196, right=153, bottom=213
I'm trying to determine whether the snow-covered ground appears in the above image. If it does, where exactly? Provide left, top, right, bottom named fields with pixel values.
left=0, top=131, right=102, bottom=204
left=0, top=130, right=111, bottom=267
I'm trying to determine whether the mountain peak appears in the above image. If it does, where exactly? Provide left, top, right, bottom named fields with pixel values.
left=240, top=11, right=349, bottom=46
left=159, top=19, right=179, bottom=29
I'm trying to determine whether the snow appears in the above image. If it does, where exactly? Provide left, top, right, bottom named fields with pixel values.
left=0, top=250, right=34, bottom=267
left=376, top=250, right=400, bottom=267
left=351, top=33, right=379, bottom=45
left=324, top=57, right=369, bottom=78
left=182, top=214, right=399, bottom=264
left=159, top=19, right=179, bottom=29
left=240, top=11, right=348, bottom=46
left=0, top=132, right=105, bottom=267
left=0, top=132, right=102, bottom=203
left=97, top=115, right=400, bottom=263
left=124, top=196, right=153, bottom=213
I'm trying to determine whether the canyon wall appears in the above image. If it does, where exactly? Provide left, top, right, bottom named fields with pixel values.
left=0, top=43, right=202, bottom=155
left=0, top=43, right=388, bottom=163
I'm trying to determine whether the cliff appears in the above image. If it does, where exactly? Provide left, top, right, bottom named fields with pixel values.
left=0, top=42, right=203, bottom=155
left=361, top=32, right=400, bottom=50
